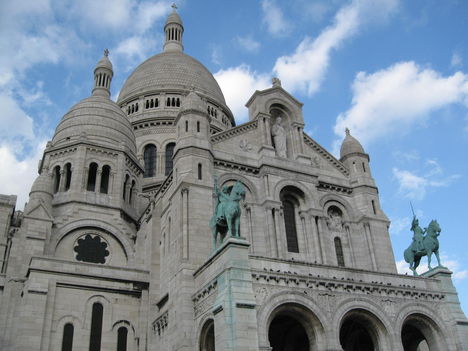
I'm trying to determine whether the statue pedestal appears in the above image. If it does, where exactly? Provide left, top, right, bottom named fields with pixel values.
left=423, top=266, right=468, bottom=350
left=209, top=237, right=259, bottom=351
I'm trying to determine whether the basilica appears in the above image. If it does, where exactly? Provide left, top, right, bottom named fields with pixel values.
left=0, top=7, right=467, bottom=351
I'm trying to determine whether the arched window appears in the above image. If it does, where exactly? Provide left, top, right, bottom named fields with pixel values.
left=198, top=163, right=202, bottom=180
left=362, top=162, right=366, bottom=172
left=129, top=180, right=136, bottom=204
left=100, top=165, right=110, bottom=194
left=89, top=303, right=103, bottom=351
left=155, top=98, right=159, bottom=107
left=143, top=144, right=157, bottom=178
left=146, top=100, right=150, bottom=109
left=176, top=98, right=180, bottom=107
left=123, top=174, right=129, bottom=200
left=64, top=163, right=72, bottom=191
left=165, top=143, right=175, bottom=176
left=117, top=326, right=128, bottom=351
left=197, top=121, right=200, bottom=133
left=335, top=237, right=345, bottom=267
left=280, top=186, right=303, bottom=253
left=61, top=323, right=74, bottom=351
left=283, top=199, right=299, bottom=253
left=166, top=97, right=170, bottom=106
left=53, top=166, right=61, bottom=193
left=371, top=200, right=377, bottom=215
left=185, top=120, right=188, bottom=132
left=87, top=163, right=98, bottom=191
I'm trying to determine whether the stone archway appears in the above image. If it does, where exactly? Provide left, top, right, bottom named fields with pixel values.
left=199, top=319, right=215, bottom=351
left=339, top=309, right=384, bottom=351
left=269, top=314, right=309, bottom=351
left=267, top=303, right=321, bottom=351
left=401, top=314, right=443, bottom=351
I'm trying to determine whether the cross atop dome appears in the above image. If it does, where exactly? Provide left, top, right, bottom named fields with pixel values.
left=104, top=48, right=109, bottom=57
left=171, top=3, right=177, bottom=11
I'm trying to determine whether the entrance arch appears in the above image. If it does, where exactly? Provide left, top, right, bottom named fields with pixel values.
left=339, top=309, right=386, bottom=351
left=199, top=319, right=215, bottom=351
left=267, top=303, right=323, bottom=351
left=401, top=314, right=445, bottom=351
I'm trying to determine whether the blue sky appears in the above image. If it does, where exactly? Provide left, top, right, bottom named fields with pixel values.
left=0, top=0, right=467, bottom=312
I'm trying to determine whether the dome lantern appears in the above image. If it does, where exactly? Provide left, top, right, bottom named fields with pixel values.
left=164, top=4, right=184, bottom=53
left=92, top=49, right=113, bottom=98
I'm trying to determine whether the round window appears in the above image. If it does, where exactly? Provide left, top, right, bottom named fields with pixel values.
left=74, top=234, right=109, bottom=264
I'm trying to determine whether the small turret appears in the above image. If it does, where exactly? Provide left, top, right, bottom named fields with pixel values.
left=92, top=49, right=113, bottom=98
left=340, top=128, right=371, bottom=176
left=163, top=4, right=184, bottom=53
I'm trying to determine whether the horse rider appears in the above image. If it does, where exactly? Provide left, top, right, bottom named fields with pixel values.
left=214, top=184, right=230, bottom=223
left=411, top=215, right=426, bottom=253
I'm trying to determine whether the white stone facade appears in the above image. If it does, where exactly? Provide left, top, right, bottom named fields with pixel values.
left=0, top=8, right=467, bottom=351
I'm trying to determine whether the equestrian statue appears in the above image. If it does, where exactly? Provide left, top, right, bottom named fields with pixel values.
left=210, top=178, right=246, bottom=249
left=404, top=212, right=443, bottom=276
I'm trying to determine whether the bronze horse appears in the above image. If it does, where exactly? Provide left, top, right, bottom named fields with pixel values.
left=210, top=181, right=245, bottom=249
left=404, top=219, right=442, bottom=275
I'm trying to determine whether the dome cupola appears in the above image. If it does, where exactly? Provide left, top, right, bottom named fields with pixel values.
left=92, top=49, right=113, bottom=98
left=52, top=52, right=137, bottom=154
left=164, top=4, right=184, bottom=53
left=340, top=128, right=366, bottom=160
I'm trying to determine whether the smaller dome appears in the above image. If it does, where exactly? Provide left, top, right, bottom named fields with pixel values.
left=95, top=54, right=113, bottom=71
left=340, top=128, right=365, bottom=159
left=52, top=96, right=137, bottom=154
left=29, top=172, right=53, bottom=197
left=180, top=91, right=205, bottom=113
left=165, top=10, right=183, bottom=26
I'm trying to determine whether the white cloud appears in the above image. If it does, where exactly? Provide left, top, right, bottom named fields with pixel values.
left=214, top=65, right=271, bottom=123
left=235, top=36, right=261, bottom=53
left=390, top=216, right=411, bottom=235
left=273, top=0, right=399, bottom=96
left=393, top=160, right=460, bottom=200
left=396, top=259, right=424, bottom=275
left=333, top=61, right=468, bottom=145
left=69, top=0, right=170, bottom=34
left=0, top=142, right=46, bottom=210
left=396, top=257, right=468, bottom=281
left=113, top=36, right=158, bottom=71
left=0, top=93, right=34, bottom=141
left=451, top=52, right=462, bottom=68
left=261, top=0, right=291, bottom=37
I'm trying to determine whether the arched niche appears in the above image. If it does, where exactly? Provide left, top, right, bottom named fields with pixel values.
left=401, top=314, right=447, bottom=351
left=339, top=308, right=388, bottom=351
left=266, top=302, right=325, bottom=351
left=199, top=319, right=215, bottom=351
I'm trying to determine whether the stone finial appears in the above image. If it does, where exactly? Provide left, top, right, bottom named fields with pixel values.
left=104, top=48, right=109, bottom=57
left=345, top=127, right=350, bottom=136
left=272, top=77, right=282, bottom=87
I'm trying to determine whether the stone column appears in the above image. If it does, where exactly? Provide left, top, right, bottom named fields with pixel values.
left=299, top=211, right=310, bottom=255
left=363, top=222, right=377, bottom=270
left=309, top=214, right=323, bottom=264
left=181, top=187, right=189, bottom=259
left=344, top=223, right=356, bottom=267
left=244, top=205, right=254, bottom=254
left=58, top=169, right=66, bottom=192
left=96, top=169, right=102, bottom=193
left=274, top=206, right=286, bottom=258
left=317, top=216, right=328, bottom=264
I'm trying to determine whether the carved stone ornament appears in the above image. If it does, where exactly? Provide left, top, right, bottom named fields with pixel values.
left=239, top=139, right=253, bottom=152
left=327, top=208, right=343, bottom=232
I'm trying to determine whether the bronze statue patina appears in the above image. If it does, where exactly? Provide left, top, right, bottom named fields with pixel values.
left=210, top=178, right=246, bottom=248
left=404, top=216, right=443, bottom=276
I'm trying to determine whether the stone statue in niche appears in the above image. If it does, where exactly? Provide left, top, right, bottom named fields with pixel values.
left=327, top=207, right=343, bottom=232
left=271, top=117, right=287, bottom=158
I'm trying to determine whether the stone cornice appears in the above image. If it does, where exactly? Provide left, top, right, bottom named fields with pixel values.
left=303, top=134, right=349, bottom=176
left=211, top=120, right=258, bottom=144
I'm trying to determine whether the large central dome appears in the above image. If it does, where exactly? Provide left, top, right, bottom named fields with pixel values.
left=117, top=51, right=226, bottom=105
